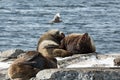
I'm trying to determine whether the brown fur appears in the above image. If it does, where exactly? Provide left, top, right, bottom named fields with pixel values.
left=37, top=29, right=73, bottom=58
left=8, top=51, right=57, bottom=80
left=60, top=33, right=96, bottom=54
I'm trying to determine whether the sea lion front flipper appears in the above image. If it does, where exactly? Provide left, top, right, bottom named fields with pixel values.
left=44, top=45, right=59, bottom=49
left=53, top=49, right=73, bottom=57
left=21, top=61, right=44, bottom=69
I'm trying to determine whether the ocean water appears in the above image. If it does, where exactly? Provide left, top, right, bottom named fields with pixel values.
left=0, top=0, right=120, bottom=53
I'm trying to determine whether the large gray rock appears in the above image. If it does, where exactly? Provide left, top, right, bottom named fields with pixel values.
left=0, top=49, right=25, bottom=61
left=30, top=53, right=120, bottom=80
left=57, top=53, right=97, bottom=68
left=0, top=68, right=9, bottom=80
left=1, top=53, right=120, bottom=80
left=31, top=68, right=120, bottom=80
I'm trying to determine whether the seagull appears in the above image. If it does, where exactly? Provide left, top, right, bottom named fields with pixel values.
left=49, top=13, right=62, bottom=23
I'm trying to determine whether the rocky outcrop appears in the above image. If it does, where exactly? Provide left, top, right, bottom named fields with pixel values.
left=30, top=53, right=120, bottom=80
left=0, top=68, right=10, bottom=80
left=114, top=58, right=120, bottom=66
left=31, top=68, right=120, bottom=80
left=0, top=49, right=25, bottom=61
left=1, top=50, right=120, bottom=80
left=57, top=53, right=97, bottom=68
left=0, top=49, right=26, bottom=80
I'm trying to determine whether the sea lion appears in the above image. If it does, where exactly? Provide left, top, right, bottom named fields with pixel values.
left=37, top=29, right=73, bottom=58
left=60, top=33, right=96, bottom=54
left=8, top=51, right=57, bottom=80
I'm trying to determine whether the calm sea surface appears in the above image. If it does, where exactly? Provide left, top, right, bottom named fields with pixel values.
left=0, top=0, right=120, bottom=53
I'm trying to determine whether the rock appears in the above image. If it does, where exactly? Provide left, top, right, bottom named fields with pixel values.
left=0, top=49, right=25, bottom=61
left=114, top=58, right=120, bottom=66
left=0, top=69, right=9, bottom=80
left=1, top=53, right=120, bottom=80
left=31, top=68, right=120, bottom=80
left=57, top=53, right=97, bottom=68
left=0, top=49, right=26, bottom=79
left=30, top=53, right=120, bottom=80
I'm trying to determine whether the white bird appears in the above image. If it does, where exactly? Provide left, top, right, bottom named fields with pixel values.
left=50, top=13, right=62, bottom=23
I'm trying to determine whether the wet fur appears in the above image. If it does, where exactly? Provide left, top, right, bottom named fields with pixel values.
left=37, top=30, right=73, bottom=58
left=60, top=33, right=96, bottom=54
left=8, top=51, right=57, bottom=80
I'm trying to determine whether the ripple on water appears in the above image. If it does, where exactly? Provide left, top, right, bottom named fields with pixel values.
left=0, top=0, right=120, bottom=53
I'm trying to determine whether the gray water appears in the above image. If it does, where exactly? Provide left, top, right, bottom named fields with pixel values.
left=0, top=0, right=120, bottom=53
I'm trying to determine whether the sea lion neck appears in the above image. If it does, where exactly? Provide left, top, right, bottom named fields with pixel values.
left=50, top=34, right=62, bottom=44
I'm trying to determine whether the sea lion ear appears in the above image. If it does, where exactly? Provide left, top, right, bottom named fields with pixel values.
left=81, top=33, right=89, bottom=41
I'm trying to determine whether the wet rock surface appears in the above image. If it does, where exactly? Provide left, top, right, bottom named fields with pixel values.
left=0, top=49, right=25, bottom=61
left=31, top=68, right=120, bottom=80
left=1, top=50, right=120, bottom=80
left=30, top=53, right=120, bottom=80
left=0, top=49, right=26, bottom=80
left=0, top=69, right=9, bottom=80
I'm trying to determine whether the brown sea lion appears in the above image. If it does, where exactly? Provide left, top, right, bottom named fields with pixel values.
left=60, top=33, right=96, bottom=54
left=37, top=29, right=73, bottom=58
left=8, top=51, right=57, bottom=80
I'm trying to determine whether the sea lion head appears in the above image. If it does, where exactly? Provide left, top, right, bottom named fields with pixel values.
left=48, top=29, right=65, bottom=44
left=76, top=33, right=93, bottom=53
